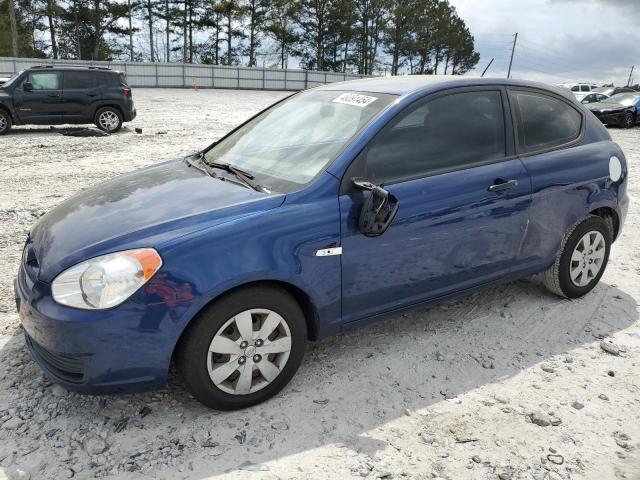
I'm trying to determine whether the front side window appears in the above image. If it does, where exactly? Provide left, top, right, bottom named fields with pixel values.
left=360, top=90, right=506, bottom=184
left=581, top=85, right=590, bottom=92
left=63, top=70, right=93, bottom=89
left=23, top=72, right=60, bottom=90
left=512, top=90, right=582, bottom=152
left=204, top=90, right=396, bottom=192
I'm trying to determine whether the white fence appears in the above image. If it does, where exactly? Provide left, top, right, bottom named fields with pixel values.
left=0, top=57, right=367, bottom=91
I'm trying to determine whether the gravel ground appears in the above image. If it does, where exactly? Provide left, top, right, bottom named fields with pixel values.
left=0, top=88, right=639, bottom=480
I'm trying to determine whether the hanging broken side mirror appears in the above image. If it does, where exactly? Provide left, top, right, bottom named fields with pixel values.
left=352, top=178, right=399, bottom=237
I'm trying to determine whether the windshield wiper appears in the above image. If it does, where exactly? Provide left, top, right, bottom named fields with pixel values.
left=204, top=160, right=267, bottom=193
left=186, top=152, right=268, bottom=193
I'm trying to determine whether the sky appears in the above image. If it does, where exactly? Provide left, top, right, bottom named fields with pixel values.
left=451, top=0, right=640, bottom=85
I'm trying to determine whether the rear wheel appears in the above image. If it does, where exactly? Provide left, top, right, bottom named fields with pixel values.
left=622, top=112, right=634, bottom=129
left=0, top=110, right=12, bottom=135
left=541, top=215, right=611, bottom=298
left=94, top=107, right=123, bottom=133
left=175, top=285, right=307, bottom=410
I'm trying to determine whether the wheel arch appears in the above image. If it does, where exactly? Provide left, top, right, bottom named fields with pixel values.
left=94, top=103, right=124, bottom=119
left=169, top=279, right=321, bottom=367
left=0, top=104, right=14, bottom=123
left=589, top=206, right=620, bottom=241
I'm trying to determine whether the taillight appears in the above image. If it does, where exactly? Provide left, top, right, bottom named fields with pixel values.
left=122, top=88, right=131, bottom=97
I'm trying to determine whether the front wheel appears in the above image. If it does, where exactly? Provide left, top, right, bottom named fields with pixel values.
left=94, top=107, right=123, bottom=133
left=622, top=112, right=634, bottom=129
left=541, top=215, right=611, bottom=298
left=175, top=286, right=307, bottom=410
left=0, top=109, right=12, bottom=135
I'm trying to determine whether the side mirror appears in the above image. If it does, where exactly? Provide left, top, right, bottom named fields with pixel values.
left=352, top=178, right=399, bottom=237
left=23, top=82, right=33, bottom=92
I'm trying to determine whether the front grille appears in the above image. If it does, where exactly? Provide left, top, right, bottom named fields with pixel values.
left=25, top=333, right=85, bottom=383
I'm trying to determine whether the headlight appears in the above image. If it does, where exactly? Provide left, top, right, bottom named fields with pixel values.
left=52, top=248, right=162, bottom=310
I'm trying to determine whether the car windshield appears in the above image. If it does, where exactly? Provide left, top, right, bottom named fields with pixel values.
left=1, top=71, right=23, bottom=88
left=203, top=89, right=396, bottom=193
left=603, top=93, right=639, bottom=106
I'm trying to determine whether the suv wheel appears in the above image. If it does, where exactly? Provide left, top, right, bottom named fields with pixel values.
left=541, top=215, right=611, bottom=298
left=0, top=110, right=12, bottom=135
left=95, top=107, right=123, bottom=133
left=176, top=285, right=307, bottom=410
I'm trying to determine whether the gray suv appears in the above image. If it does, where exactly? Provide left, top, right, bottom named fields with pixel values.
left=0, top=65, right=136, bottom=135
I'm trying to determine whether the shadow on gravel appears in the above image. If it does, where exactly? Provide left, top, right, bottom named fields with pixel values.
left=4, top=126, right=131, bottom=136
left=0, top=279, right=637, bottom=479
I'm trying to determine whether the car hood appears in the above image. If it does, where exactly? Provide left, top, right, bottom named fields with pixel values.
left=586, top=102, right=628, bottom=112
left=30, top=159, right=284, bottom=282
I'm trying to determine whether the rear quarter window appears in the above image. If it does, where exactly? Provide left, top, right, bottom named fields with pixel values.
left=511, top=90, right=582, bottom=154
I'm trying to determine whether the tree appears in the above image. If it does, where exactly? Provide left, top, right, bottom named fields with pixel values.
left=298, top=0, right=332, bottom=70
left=264, top=0, right=299, bottom=68
left=57, top=0, right=132, bottom=60
left=243, top=0, right=267, bottom=67
left=7, top=0, right=19, bottom=56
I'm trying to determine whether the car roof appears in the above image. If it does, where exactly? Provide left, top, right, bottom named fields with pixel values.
left=316, top=75, right=574, bottom=99
left=28, top=65, right=122, bottom=74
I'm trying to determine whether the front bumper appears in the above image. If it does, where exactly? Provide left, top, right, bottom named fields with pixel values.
left=15, top=261, right=179, bottom=395
left=590, top=110, right=625, bottom=126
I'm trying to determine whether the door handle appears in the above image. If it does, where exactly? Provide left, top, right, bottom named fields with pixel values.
left=488, top=179, right=518, bottom=192
left=47, top=93, right=60, bottom=98
left=87, top=93, right=98, bottom=97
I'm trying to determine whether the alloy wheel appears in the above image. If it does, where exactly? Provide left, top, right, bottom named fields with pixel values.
left=569, top=230, right=606, bottom=287
left=98, top=111, right=119, bottom=132
left=207, top=309, right=292, bottom=395
left=0, top=114, right=6, bottom=132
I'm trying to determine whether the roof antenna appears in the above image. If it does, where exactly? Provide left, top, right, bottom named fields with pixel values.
left=481, top=58, right=494, bottom=77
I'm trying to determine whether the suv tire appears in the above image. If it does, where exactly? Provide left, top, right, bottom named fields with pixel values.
left=176, top=285, right=307, bottom=410
left=541, top=215, right=612, bottom=298
left=0, top=109, right=12, bottom=135
left=95, top=107, right=123, bottom=133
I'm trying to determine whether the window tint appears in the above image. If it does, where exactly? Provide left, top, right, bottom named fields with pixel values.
left=24, top=72, right=60, bottom=90
left=361, top=90, right=506, bottom=184
left=571, top=86, right=580, bottom=92
left=581, top=85, right=590, bottom=92
left=63, top=70, right=94, bottom=89
left=512, top=91, right=582, bottom=152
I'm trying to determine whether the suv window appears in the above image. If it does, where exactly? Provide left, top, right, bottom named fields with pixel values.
left=63, top=70, right=94, bottom=89
left=580, top=85, right=590, bottom=92
left=23, top=72, right=60, bottom=90
left=361, top=90, right=506, bottom=184
left=511, top=90, right=582, bottom=153
left=571, top=86, right=580, bottom=92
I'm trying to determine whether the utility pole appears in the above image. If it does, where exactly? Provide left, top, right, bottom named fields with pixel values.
left=627, top=65, right=635, bottom=87
left=507, top=32, right=518, bottom=79
left=481, top=58, right=494, bottom=77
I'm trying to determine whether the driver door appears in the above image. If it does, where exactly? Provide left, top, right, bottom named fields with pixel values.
left=12, top=71, right=63, bottom=124
left=339, top=88, right=532, bottom=324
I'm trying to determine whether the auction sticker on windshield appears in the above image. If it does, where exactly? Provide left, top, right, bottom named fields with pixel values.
left=332, top=92, right=378, bottom=107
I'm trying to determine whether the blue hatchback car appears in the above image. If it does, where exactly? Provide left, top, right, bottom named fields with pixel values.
left=16, top=76, right=629, bottom=409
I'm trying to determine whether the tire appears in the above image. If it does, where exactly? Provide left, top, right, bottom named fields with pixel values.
left=175, top=285, right=307, bottom=410
left=0, top=109, right=12, bottom=135
left=94, top=107, right=123, bottom=133
left=541, top=215, right=612, bottom=299
left=621, top=112, right=634, bottom=129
